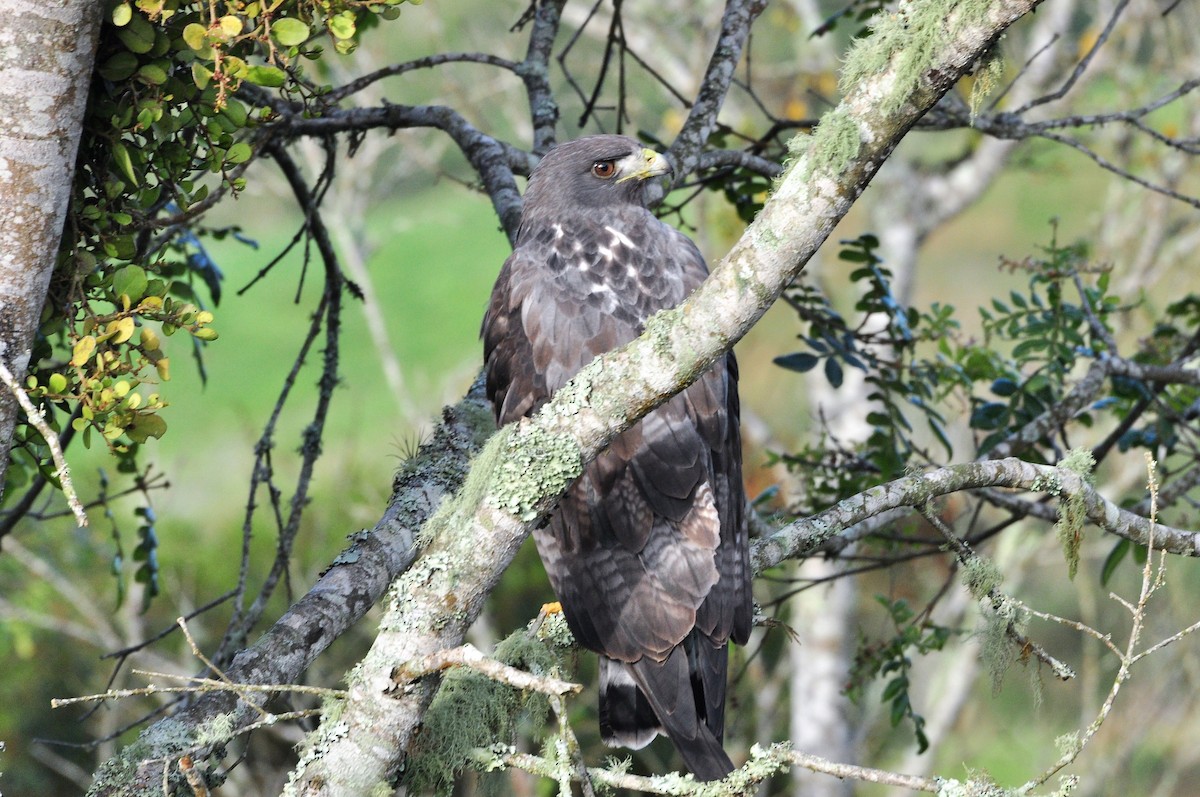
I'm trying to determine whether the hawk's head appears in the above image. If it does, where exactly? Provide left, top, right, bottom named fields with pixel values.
left=524, top=135, right=673, bottom=214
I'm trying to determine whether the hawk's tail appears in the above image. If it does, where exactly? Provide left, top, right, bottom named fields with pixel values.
left=598, top=633, right=734, bottom=782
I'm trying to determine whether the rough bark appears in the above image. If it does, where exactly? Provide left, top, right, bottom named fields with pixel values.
left=0, top=0, right=102, bottom=501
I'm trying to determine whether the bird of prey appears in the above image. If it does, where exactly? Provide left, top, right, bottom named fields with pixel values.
left=482, top=134, right=752, bottom=781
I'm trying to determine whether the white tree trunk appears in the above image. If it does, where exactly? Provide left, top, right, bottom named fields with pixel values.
left=789, top=565, right=856, bottom=797
left=0, top=0, right=102, bottom=498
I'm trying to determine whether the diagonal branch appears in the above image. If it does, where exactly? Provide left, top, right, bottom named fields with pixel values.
left=667, top=0, right=768, bottom=182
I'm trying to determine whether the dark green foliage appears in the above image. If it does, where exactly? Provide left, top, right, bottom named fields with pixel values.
left=846, top=597, right=953, bottom=754
left=774, top=235, right=954, bottom=502
left=770, top=224, right=1200, bottom=752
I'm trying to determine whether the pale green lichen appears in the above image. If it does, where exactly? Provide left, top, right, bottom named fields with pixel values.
left=1055, top=731, right=1082, bottom=758
left=86, top=718, right=198, bottom=796
left=534, top=607, right=577, bottom=649
left=417, top=427, right=510, bottom=549
left=642, top=305, right=702, bottom=383
left=980, top=594, right=1026, bottom=696
left=491, top=423, right=582, bottom=522
left=1031, top=472, right=1061, bottom=495
left=1056, top=449, right=1096, bottom=580
left=805, top=106, right=861, bottom=180
left=194, top=712, right=237, bottom=747
left=969, top=45, right=1005, bottom=120
left=841, top=0, right=998, bottom=116
left=282, top=715, right=353, bottom=797
left=1060, top=448, right=1097, bottom=481
left=403, top=624, right=567, bottom=796
left=962, top=555, right=1003, bottom=601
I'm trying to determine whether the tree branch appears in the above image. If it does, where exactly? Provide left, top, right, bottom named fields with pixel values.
left=667, top=0, right=768, bottom=181
left=279, top=105, right=529, bottom=241
left=750, top=458, right=1200, bottom=576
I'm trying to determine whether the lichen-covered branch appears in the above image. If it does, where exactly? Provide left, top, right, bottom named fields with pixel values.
left=749, top=458, right=1200, bottom=577
left=518, top=0, right=566, bottom=154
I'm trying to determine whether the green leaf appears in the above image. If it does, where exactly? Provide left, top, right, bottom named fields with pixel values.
left=773, top=352, right=819, bottom=373
left=220, top=99, right=248, bottom=128
left=112, top=265, right=149, bottom=303
left=99, top=51, right=139, bottom=81
left=225, top=141, right=252, bottom=164
left=112, top=141, right=140, bottom=187
left=244, top=64, right=287, bottom=87
left=882, top=676, right=907, bottom=702
left=191, top=61, right=213, bottom=89
left=115, top=13, right=156, bottom=53
left=328, top=11, right=357, bottom=39
left=824, top=356, right=844, bottom=388
left=126, top=413, right=167, bottom=443
left=136, top=63, right=167, bottom=85
left=272, top=17, right=311, bottom=46
left=970, top=401, right=1008, bottom=431
left=990, top=377, right=1019, bottom=396
left=48, top=372, right=69, bottom=394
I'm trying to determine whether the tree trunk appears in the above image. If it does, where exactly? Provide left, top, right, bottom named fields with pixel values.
left=0, top=0, right=101, bottom=501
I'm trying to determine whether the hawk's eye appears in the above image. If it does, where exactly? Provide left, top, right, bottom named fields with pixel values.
left=591, top=161, right=616, bottom=179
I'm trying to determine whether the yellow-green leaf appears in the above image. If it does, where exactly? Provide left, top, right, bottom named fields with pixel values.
left=48, top=372, right=69, bottom=394
left=71, top=336, right=97, bottom=367
left=112, top=2, right=133, bottom=26
left=182, top=22, right=208, bottom=51
left=219, top=15, right=243, bottom=36
left=140, top=326, right=160, bottom=351
left=112, top=317, right=136, bottom=344
left=271, top=17, right=310, bottom=46
left=328, top=11, right=356, bottom=40
left=225, top=141, right=252, bottom=164
left=244, top=64, right=287, bottom=87
left=192, top=61, right=213, bottom=89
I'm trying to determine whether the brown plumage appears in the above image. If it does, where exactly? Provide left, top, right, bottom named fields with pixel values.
left=482, top=135, right=751, bottom=781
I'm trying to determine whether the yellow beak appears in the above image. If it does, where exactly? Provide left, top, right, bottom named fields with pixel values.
left=617, top=148, right=673, bottom=183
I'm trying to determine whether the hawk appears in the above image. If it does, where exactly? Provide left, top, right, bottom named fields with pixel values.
left=482, top=134, right=752, bottom=781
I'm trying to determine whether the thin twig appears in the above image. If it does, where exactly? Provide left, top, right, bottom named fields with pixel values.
left=394, top=643, right=582, bottom=697
left=918, top=504, right=1075, bottom=680
left=0, top=360, right=87, bottom=527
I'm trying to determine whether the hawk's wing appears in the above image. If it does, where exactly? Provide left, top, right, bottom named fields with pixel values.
left=483, top=216, right=750, bottom=778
